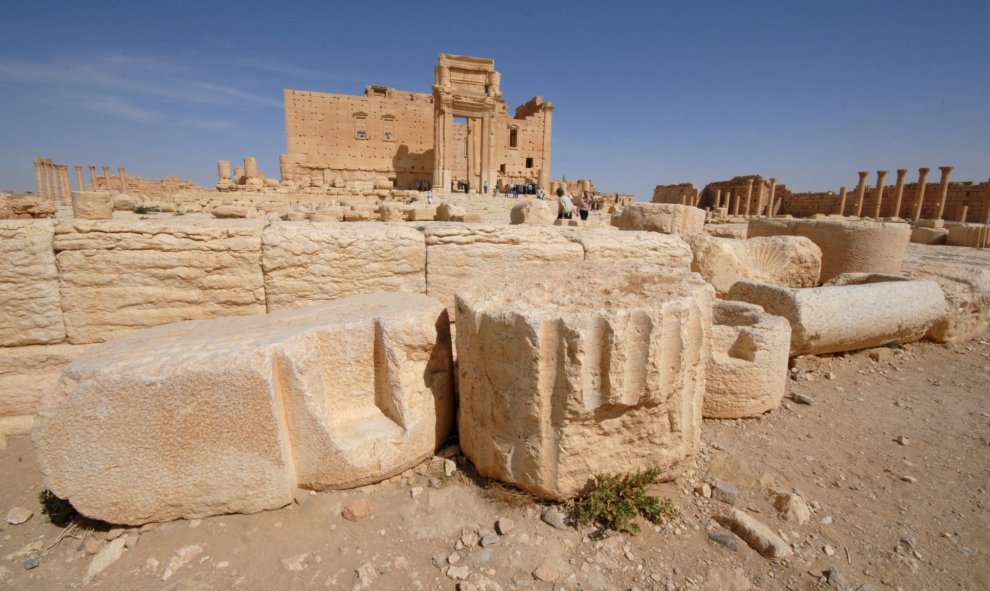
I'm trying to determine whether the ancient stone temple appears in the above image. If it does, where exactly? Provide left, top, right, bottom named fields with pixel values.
left=279, top=54, right=553, bottom=192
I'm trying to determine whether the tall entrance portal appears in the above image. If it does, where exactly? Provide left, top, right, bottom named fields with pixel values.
left=432, top=55, right=501, bottom=192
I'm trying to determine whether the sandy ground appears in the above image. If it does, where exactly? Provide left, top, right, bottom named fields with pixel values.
left=1, top=326, right=987, bottom=590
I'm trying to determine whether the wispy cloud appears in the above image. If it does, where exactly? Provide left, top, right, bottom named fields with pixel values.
left=80, top=96, right=161, bottom=123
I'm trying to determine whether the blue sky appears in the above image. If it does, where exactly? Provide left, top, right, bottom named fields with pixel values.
left=1, top=0, right=987, bottom=199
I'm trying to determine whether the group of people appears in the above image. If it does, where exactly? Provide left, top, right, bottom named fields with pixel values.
left=556, top=189, right=595, bottom=220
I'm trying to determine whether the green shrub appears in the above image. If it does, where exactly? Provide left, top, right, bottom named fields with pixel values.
left=38, top=489, right=79, bottom=527
left=573, top=468, right=677, bottom=534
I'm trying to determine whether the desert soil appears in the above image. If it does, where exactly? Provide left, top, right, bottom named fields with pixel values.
left=1, top=329, right=988, bottom=591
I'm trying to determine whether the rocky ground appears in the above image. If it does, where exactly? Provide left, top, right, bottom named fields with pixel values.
left=1, top=325, right=987, bottom=590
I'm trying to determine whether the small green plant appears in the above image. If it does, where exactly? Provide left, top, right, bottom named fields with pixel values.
left=573, top=468, right=677, bottom=534
left=38, top=489, right=79, bottom=527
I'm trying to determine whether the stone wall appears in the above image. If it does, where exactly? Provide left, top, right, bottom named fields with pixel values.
left=781, top=181, right=990, bottom=222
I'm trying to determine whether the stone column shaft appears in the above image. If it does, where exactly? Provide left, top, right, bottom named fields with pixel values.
left=837, top=186, right=848, bottom=216
left=744, top=179, right=754, bottom=218
left=102, top=166, right=112, bottom=193
left=75, top=165, right=85, bottom=192
left=891, top=169, right=907, bottom=219
left=912, top=168, right=930, bottom=221
left=935, top=166, right=953, bottom=220
left=88, top=165, right=98, bottom=190
left=765, top=178, right=777, bottom=218
left=872, top=170, right=888, bottom=218
left=118, top=167, right=128, bottom=193
left=854, top=171, right=869, bottom=217
left=34, top=158, right=44, bottom=197
left=959, top=205, right=969, bottom=223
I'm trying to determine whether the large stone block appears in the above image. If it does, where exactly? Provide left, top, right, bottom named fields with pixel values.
left=614, top=204, right=705, bottom=235
left=0, top=220, right=66, bottom=346
left=425, top=225, right=584, bottom=315
left=747, top=219, right=910, bottom=282
left=0, top=344, right=89, bottom=435
left=946, top=223, right=990, bottom=248
left=54, top=221, right=267, bottom=344
left=262, top=223, right=426, bottom=311
left=510, top=200, right=557, bottom=225
left=71, top=192, right=113, bottom=220
left=456, top=266, right=714, bottom=500
left=726, top=274, right=946, bottom=355
left=686, top=234, right=821, bottom=295
left=557, top=228, right=693, bottom=270
left=33, top=293, right=454, bottom=525
left=901, top=243, right=990, bottom=343
left=704, top=301, right=790, bottom=419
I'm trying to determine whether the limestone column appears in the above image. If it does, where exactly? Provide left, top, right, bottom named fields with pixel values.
left=982, top=199, right=990, bottom=225
left=102, top=166, right=112, bottom=192
left=744, top=178, right=754, bottom=218
left=714, top=189, right=721, bottom=210
left=837, top=186, right=848, bottom=216
left=912, top=168, right=930, bottom=221
left=88, top=165, right=98, bottom=190
left=765, top=178, right=777, bottom=218
left=44, top=162, right=56, bottom=197
left=732, top=192, right=740, bottom=216
left=52, top=164, right=63, bottom=200
left=118, top=167, right=128, bottom=193
left=34, top=158, right=44, bottom=197
left=75, top=165, right=85, bottom=192
left=872, top=170, right=888, bottom=218
left=958, top=205, right=968, bottom=223
left=935, top=166, right=953, bottom=220
left=61, top=165, right=71, bottom=200
left=891, top=169, right=907, bottom=219
left=854, top=171, right=868, bottom=217
left=244, top=157, right=258, bottom=179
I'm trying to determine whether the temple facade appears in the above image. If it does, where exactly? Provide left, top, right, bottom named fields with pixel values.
left=279, top=54, right=553, bottom=192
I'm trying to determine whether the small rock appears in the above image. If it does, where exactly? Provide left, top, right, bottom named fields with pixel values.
left=479, top=532, right=499, bottom=547
left=447, top=565, right=470, bottom=580
left=468, top=547, right=492, bottom=566
left=495, top=518, right=514, bottom=535
left=712, top=480, right=738, bottom=505
left=105, top=528, right=124, bottom=541
left=708, top=530, right=739, bottom=552
left=532, top=560, right=561, bottom=582
left=696, top=483, right=712, bottom=498
left=460, top=530, right=480, bottom=547
left=868, top=348, right=893, bottom=363
left=432, top=553, right=446, bottom=569
left=448, top=552, right=461, bottom=565
left=826, top=372, right=836, bottom=380
left=792, top=393, right=814, bottom=405
left=458, top=583, right=478, bottom=591
left=24, top=558, right=39, bottom=570
left=281, top=553, right=309, bottom=571
left=444, top=459, right=457, bottom=477
left=5, top=507, right=32, bottom=525
left=895, top=436, right=909, bottom=446
left=124, top=533, right=140, bottom=550
left=823, top=544, right=836, bottom=556
left=342, top=499, right=372, bottom=522
left=773, top=492, right=811, bottom=525
left=541, top=506, right=568, bottom=530
left=85, top=538, right=127, bottom=581
left=826, top=567, right=849, bottom=590
left=354, top=562, right=377, bottom=590
left=901, top=475, right=918, bottom=484
left=83, top=536, right=103, bottom=555
left=714, top=509, right=793, bottom=559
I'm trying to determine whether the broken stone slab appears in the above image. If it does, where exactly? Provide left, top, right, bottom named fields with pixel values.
left=726, top=274, right=946, bottom=356
left=686, top=234, right=821, bottom=295
left=901, top=243, right=990, bottom=343
left=715, top=508, right=793, bottom=559
left=456, top=264, right=714, bottom=500
left=704, top=301, right=790, bottom=419
left=71, top=192, right=113, bottom=220
left=0, top=220, right=66, bottom=346
left=261, top=222, right=426, bottom=311
left=435, top=203, right=466, bottom=222
left=211, top=205, right=254, bottom=219
left=33, top=293, right=454, bottom=525
left=910, top=226, right=948, bottom=245
left=747, top=218, right=910, bottom=283
left=555, top=228, right=693, bottom=270
left=424, top=225, right=584, bottom=317
left=509, top=200, right=557, bottom=225
left=614, top=203, right=705, bottom=235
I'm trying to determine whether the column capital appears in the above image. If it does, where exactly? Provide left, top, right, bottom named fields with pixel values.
left=938, top=165, right=953, bottom=174
left=857, top=171, right=869, bottom=178
left=918, top=167, right=930, bottom=175
left=896, top=168, right=908, bottom=175
left=876, top=170, right=888, bottom=176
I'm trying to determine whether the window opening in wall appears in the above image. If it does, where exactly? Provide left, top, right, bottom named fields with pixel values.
left=509, top=128, right=518, bottom=148
left=525, top=157, right=534, bottom=169
left=354, top=112, right=368, bottom=140
left=499, top=164, right=506, bottom=174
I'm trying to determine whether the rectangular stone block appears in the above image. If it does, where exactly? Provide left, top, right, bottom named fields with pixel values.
left=424, top=225, right=584, bottom=316
left=262, top=222, right=427, bottom=311
left=0, top=344, right=89, bottom=434
left=0, top=220, right=66, bottom=346
left=54, top=221, right=267, bottom=344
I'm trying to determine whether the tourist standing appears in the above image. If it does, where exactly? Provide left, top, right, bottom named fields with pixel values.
left=579, top=192, right=591, bottom=220
left=557, top=187, right=574, bottom=219
left=427, top=189, right=433, bottom=204
left=483, top=179, right=489, bottom=195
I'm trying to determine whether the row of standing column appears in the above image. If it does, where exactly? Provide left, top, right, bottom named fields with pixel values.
left=33, top=158, right=129, bottom=198
left=843, top=166, right=954, bottom=221
left=697, top=177, right=778, bottom=218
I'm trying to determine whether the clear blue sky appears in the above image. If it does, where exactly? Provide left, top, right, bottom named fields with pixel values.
left=1, top=1, right=987, bottom=199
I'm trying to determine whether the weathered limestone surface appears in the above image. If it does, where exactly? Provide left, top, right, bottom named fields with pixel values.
left=615, top=204, right=705, bottom=235
left=0, top=344, right=89, bottom=435
left=686, top=234, right=821, bottom=295
left=946, top=224, right=990, bottom=248
left=748, top=218, right=910, bottom=282
left=901, top=244, right=990, bottom=343
left=510, top=200, right=557, bottom=225
left=910, top=226, right=949, bottom=245
left=557, top=228, right=693, bottom=270
left=425, top=225, right=584, bottom=315
left=456, top=266, right=714, bottom=500
left=726, top=275, right=946, bottom=355
left=705, top=301, right=790, bottom=419
left=434, top=203, right=466, bottom=222
left=54, top=221, right=267, bottom=344
left=0, top=221, right=66, bottom=346
left=33, top=293, right=454, bottom=525
left=71, top=192, right=113, bottom=220
left=262, top=223, right=426, bottom=311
